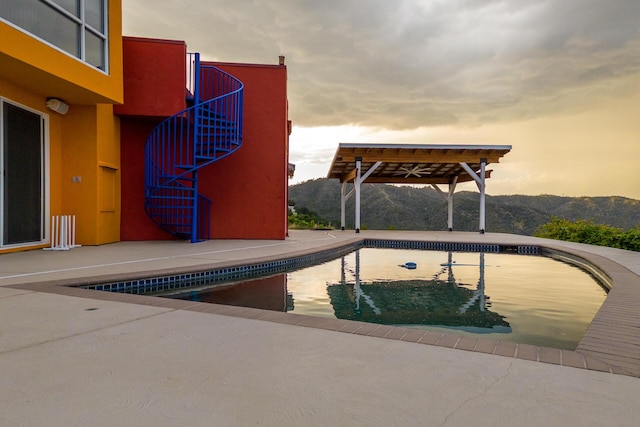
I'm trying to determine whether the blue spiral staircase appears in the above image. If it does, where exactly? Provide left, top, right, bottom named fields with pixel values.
left=144, top=53, right=244, bottom=242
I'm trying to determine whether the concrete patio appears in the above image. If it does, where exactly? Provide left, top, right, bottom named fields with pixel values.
left=1, top=230, right=639, bottom=426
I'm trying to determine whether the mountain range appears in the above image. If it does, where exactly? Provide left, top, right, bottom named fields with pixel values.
left=289, top=179, right=640, bottom=235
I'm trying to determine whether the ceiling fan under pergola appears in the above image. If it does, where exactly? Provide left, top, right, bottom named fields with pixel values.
left=393, top=166, right=432, bottom=178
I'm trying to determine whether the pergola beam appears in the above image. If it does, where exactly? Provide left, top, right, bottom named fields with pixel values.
left=352, top=170, right=492, bottom=184
left=342, top=167, right=358, bottom=183
left=335, top=153, right=505, bottom=164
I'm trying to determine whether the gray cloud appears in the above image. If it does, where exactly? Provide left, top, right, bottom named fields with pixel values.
left=123, top=0, right=640, bottom=129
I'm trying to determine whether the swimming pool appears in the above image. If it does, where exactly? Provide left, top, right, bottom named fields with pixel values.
left=159, top=248, right=607, bottom=350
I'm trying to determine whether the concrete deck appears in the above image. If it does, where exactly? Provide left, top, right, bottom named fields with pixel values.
left=1, top=230, right=639, bottom=426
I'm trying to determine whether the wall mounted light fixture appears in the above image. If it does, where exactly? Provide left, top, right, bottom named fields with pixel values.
left=46, top=98, right=69, bottom=115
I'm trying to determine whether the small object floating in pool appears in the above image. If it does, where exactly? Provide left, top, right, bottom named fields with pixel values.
left=399, top=262, right=417, bottom=269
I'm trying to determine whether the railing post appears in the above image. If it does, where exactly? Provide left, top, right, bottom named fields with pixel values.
left=191, top=169, right=199, bottom=243
left=193, top=52, right=200, bottom=105
left=191, top=53, right=201, bottom=242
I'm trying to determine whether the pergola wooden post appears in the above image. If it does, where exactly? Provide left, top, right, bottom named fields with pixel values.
left=328, top=144, right=510, bottom=233
left=432, top=176, right=458, bottom=231
left=355, top=158, right=361, bottom=233
left=340, top=182, right=348, bottom=230
left=460, top=158, right=488, bottom=233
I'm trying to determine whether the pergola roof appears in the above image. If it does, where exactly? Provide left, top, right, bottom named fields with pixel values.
left=327, top=143, right=512, bottom=184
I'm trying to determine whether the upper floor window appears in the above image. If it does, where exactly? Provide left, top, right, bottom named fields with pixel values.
left=0, top=0, right=108, bottom=72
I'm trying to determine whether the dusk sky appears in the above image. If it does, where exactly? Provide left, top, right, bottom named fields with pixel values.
left=123, top=1, right=640, bottom=198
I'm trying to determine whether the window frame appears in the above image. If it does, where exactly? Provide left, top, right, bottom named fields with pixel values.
left=0, top=0, right=109, bottom=73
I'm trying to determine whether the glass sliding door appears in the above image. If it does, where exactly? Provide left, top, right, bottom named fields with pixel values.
left=1, top=100, right=46, bottom=246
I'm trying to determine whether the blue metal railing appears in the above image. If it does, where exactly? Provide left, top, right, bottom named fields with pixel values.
left=144, top=53, right=243, bottom=242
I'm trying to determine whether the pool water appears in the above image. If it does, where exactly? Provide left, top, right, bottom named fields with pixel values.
left=163, top=248, right=607, bottom=350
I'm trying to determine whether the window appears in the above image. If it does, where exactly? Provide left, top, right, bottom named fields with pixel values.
left=0, top=0, right=108, bottom=71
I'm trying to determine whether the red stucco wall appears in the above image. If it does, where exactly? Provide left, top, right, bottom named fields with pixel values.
left=114, top=37, right=187, bottom=118
left=118, top=38, right=289, bottom=241
left=200, top=61, right=289, bottom=239
left=119, top=118, right=177, bottom=240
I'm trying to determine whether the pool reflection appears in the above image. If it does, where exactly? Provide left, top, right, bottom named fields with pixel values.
left=162, top=247, right=606, bottom=349
left=328, top=250, right=510, bottom=331
left=171, top=275, right=293, bottom=312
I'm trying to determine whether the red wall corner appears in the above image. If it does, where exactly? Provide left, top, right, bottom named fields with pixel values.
left=119, top=118, right=178, bottom=240
left=200, top=62, right=289, bottom=240
left=114, top=37, right=187, bottom=118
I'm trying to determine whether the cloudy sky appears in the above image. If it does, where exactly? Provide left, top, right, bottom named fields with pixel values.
left=123, top=0, right=640, bottom=198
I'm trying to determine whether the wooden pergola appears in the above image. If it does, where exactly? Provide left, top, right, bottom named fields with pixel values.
left=327, top=143, right=512, bottom=233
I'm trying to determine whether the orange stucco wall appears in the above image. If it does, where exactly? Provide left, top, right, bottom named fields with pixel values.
left=118, top=39, right=290, bottom=240
left=54, top=105, right=121, bottom=246
left=0, top=2, right=123, bottom=252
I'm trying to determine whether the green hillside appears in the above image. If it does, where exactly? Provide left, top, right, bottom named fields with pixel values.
left=289, top=179, right=640, bottom=235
